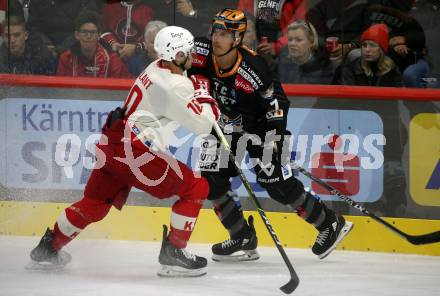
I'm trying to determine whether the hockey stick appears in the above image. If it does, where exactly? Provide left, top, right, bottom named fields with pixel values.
left=290, top=161, right=440, bottom=245
left=212, top=123, right=299, bottom=294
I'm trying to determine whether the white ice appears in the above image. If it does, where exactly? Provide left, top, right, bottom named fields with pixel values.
left=1, top=235, right=439, bottom=296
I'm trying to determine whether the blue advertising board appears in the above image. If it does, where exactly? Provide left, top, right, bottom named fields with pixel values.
left=0, top=98, right=383, bottom=202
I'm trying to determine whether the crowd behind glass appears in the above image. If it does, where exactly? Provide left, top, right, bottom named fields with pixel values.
left=1, top=0, right=439, bottom=88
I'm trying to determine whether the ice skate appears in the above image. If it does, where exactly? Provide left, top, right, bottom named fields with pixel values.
left=312, top=215, right=354, bottom=259
left=27, top=228, right=72, bottom=271
left=212, top=215, right=260, bottom=262
left=157, top=225, right=207, bottom=277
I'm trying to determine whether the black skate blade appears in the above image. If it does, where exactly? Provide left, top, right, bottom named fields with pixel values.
left=212, top=249, right=260, bottom=262
left=157, top=265, right=207, bottom=278
left=25, top=261, right=66, bottom=272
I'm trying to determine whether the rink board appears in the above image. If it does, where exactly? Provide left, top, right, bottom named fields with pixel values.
left=0, top=200, right=439, bottom=256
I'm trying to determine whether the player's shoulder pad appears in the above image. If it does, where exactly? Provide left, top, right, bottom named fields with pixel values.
left=193, top=37, right=211, bottom=68
left=237, top=46, right=272, bottom=92
left=166, top=74, right=194, bottom=100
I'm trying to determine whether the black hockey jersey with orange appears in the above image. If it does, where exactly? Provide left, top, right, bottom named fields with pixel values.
left=188, top=37, right=289, bottom=136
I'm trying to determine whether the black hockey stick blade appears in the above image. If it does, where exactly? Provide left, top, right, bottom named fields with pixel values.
left=256, top=207, right=300, bottom=294
left=292, top=161, right=440, bottom=246
left=280, top=274, right=300, bottom=294
left=406, top=230, right=440, bottom=245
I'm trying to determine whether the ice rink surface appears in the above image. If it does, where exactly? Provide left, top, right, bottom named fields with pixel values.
left=1, top=235, right=439, bottom=296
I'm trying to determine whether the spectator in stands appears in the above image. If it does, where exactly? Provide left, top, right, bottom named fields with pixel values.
left=410, top=0, right=440, bottom=87
left=336, top=24, right=403, bottom=86
left=306, top=0, right=371, bottom=64
left=242, top=15, right=257, bottom=51
left=56, top=11, right=131, bottom=78
left=0, top=16, right=56, bottom=75
left=144, top=20, right=167, bottom=63
left=27, top=0, right=99, bottom=58
left=238, top=0, right=306, bottom=60
left=125, top=19, right=167, bottom=76
left=151, top=0, right=238, bottom=37
left=100, top=0, right=154, bottom=75
left=277, top=20, right=334, bottom=84
left=367, top=0, right=430, bottom=87
left=0, top=0, right=24, bottom=44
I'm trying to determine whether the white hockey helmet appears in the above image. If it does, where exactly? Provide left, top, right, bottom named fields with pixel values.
left=154, top=26, right=194, bottom=62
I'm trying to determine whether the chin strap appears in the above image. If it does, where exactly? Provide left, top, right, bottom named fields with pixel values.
left=213, top=32, right=242, bottom=58
left=172, top=55, right=188, bottom=71
left=216, top=44, right=236, bottom=57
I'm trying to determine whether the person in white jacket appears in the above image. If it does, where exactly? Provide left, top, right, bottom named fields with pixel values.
left=29, top=26, right=220, bottom=278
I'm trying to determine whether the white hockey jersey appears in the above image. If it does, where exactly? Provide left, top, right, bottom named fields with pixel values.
left=123, top=60, right=216, bottom=152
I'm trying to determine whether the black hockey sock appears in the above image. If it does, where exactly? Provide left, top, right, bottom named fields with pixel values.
left=213, top=193, right=249, bottom=240
left=290, top=191, right=332, bottom=229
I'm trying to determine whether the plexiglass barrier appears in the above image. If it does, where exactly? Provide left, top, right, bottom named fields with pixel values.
left=0, top=75, right=439, bottom=220
left=0, top=0, right=439, bottom=88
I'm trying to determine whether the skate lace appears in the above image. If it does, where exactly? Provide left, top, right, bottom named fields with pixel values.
left=221, top=239, right=239, bottom=248
left=316, top=228, right=330, bottom=246
left=181, top=249, right=196, bottom=261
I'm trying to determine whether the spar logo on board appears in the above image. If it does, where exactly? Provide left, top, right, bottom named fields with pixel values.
left=410, top=113, right=440, bottom=206
left=311, top=135, right=360, bottom=196
left=289, top=109, right=384, bottom=203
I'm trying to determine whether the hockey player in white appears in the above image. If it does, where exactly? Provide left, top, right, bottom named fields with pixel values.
left=29, top=26, right=220, bottom=277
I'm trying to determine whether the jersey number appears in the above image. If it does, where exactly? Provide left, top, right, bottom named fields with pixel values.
left=187, top=99, right=203, bottom=115
left=270, top=99, right=279, bottom=110
left=124, top=84, right=142, bottom=117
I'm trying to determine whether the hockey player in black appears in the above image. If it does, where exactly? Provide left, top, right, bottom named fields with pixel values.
left=188, top=8, right=354, bottom=261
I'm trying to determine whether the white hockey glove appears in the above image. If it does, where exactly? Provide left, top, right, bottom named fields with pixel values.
left=190, top=74, right=220, bottom=122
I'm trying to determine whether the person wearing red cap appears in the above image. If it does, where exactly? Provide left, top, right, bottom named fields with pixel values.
left=335, top=24, right=403, bottom=86
left=361, top=24, right=389, bottom=54
left=367, top=0, right=430, bottom=87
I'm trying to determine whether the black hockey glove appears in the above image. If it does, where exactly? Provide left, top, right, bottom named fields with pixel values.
left=106, top=106, right=126, bottom=128
left=257, top=129, right=293, bottom=185
left=261, top=129, right=291, bottom=167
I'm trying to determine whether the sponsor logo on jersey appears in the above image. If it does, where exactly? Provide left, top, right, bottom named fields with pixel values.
left=409, top=113, right=440, bottom=206
left=266, top=109, right=283, bottom=119
left=235, top=74, right=254, bottom=93
left=195, top=40, right=210, bottom=49
left=212, top=79, right=237, bottom=105
left=196, top=47, right=209, bottom=56
left=237, top=67, right=258, bottom=89
left=241, top=60, right=263, bottom=86
left=192, top=54, right=206, bottom=67
left=131, top=124, right=141, bottom=135
left=198, top=138, right=220, bottom=172
left=281, top=163, right=292, bottom=180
